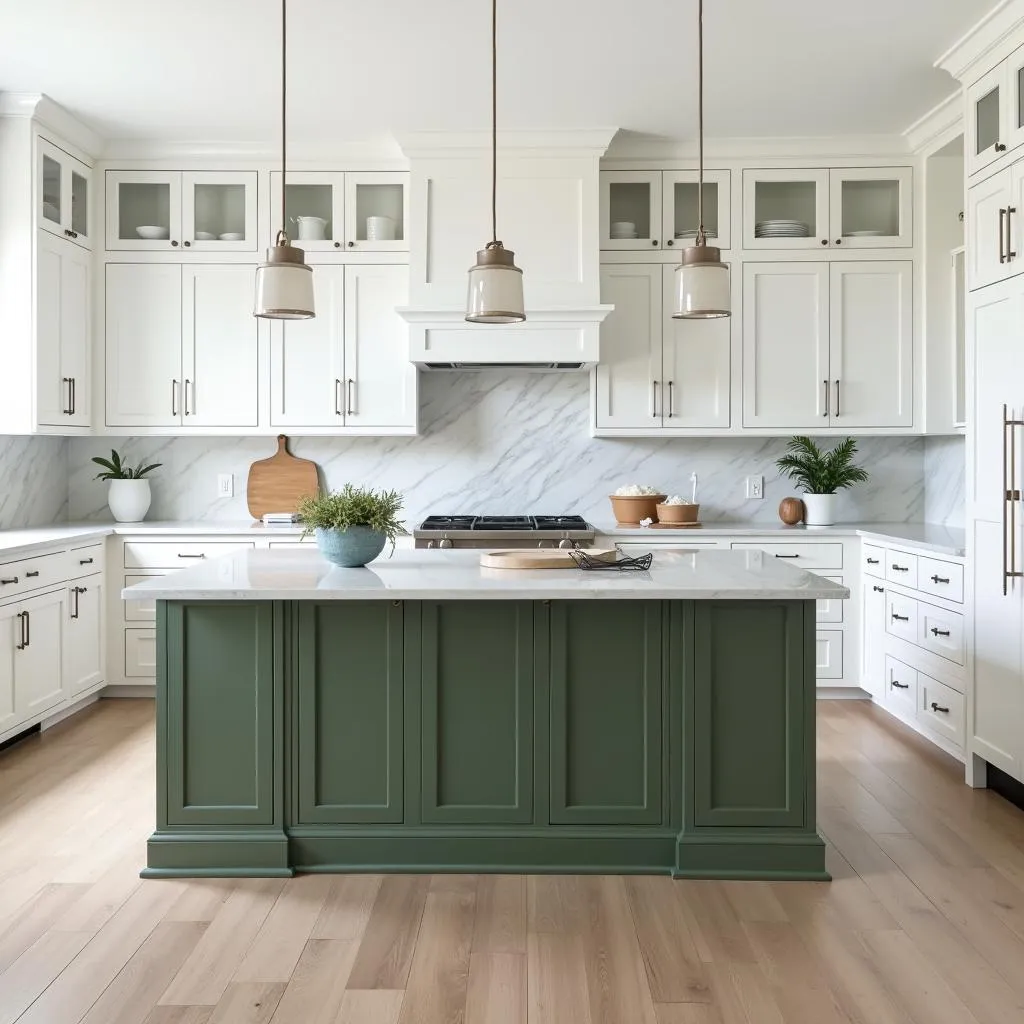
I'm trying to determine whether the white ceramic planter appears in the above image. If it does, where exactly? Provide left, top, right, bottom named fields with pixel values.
left=108, top=479, right=152, bottom=523
left=801, top=493, right=836, bottom=527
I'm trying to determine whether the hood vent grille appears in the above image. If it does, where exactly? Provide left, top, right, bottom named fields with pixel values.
left=422, top=361, right=585, bottom=371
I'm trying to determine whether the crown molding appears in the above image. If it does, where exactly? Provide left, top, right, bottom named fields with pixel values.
left=100, top=135, right=406, bottom=165
left=395, top=128, right=618, bottom=160
left=602, top=132, right=911, bottom=161
left=936, top=0, right=1024, bottom=81
left=903, top=90, right=963, bottom=154
left=0, top=92, right=103, bottom=159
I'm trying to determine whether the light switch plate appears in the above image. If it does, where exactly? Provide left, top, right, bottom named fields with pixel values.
left=217, top=473, right=233, bottom=499
left=746, top=475, right=764, bottom=500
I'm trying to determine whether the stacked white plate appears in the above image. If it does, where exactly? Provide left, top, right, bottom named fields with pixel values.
left=755, top=219, right=809, bottom=238
left=611, top=231, right=639, bottom=239
left=846, top=229, right=886, bottom=237
left=675, top=228, right=718, bottom=239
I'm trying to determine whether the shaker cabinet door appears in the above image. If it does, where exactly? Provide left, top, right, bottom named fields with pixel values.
left=14, top=590, right=65, bottom=721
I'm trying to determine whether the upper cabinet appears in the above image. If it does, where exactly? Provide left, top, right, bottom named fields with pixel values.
left=37, top=137, right=92, bottom=250
left=966, top=44, right=1024, bottom=179
left=269, top=171, right=409, bottom=253
left=742, top=168, right=912, bottom=250
left=105, top=171, right=258, bottom=252
left=600, top=170, right=731, bottom=251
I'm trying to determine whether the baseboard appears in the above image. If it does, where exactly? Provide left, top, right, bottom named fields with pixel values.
left=101, top=684, right=156, bottom=699
left=816, top=687, right=870, bottom=700
left=987, top=764, right=1024, bottom=813
left=40, top=691, right=102, bottom=730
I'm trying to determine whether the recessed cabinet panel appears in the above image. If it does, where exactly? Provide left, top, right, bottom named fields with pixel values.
left=106, top=171, right=181, bottom=250
left=40, top=151, right=62, bottom=233
left=977, top=88, right=1001, bottom=156
left=601, top=171, right=662, bottom=250
left=0, top=606, right=16, bottom=734
left=64, top=578, right=103, bottom=698
left=15, top=590, right=65, bottom=720
left=861, top=581, right=886, bottom=699
left=967, top=62, right=1009, bottom=177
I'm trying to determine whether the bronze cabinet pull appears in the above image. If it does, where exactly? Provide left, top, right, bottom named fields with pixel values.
left=891, top=612, right=910, bottom=622
left=177, top=553, right=205, bottom=559
left=873, top=585, right=885, bottom=593
left=774, top=553, right=800, bottom=558
left=15, top=611, right=26, bottom=650
left=930, top=574, right=949, bottom=584
left=172, top=379, right=179, bottom=417
left=62, top=376, right=73, bottom=415
left=930, top=702, right=950, bottom=713
left=0, top=577, right=18, bottom=585
left=930, top=627, right=951, bottom=637
left=822, top=379, right=829, bottom=417
left=891, top=564, right=910, bottom=572
left=866, top=557, right=880, bottom=564
left=651, top=380, right=659, bottom=418
left=25, top=571, right=38, bottom=578
left=334, top=379, right=342, bottom=416
left=346, top=379, right=355, bottom=417
left=184, top=379, right=192, bottom=416
left=667, top=381, right=674, bottom=418
left=834, top=379, right=840, bottom=417
left=1000, top=208, right=1008, bottom=263
left=1008, top=206, right=1018, bottom=260
left=891, top=679, right=909, bottom=689
left=79, top=557, right=93, bottom=565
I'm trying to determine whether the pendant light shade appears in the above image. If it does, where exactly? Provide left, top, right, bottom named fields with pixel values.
left=254, top=0, right=314, bottom=321
left=466, top=0, right=525, bottom=324
left=673, top=0, right=730, bottom=320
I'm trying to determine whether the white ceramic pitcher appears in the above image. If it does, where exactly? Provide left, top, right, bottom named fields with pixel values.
left=291, top=216, right=328, bottom=241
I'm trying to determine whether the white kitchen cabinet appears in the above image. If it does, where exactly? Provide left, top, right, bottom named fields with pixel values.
left=12, top=589, right=65, bottom=722
left=344, top=172, right=408, bottom=252
left=816, top=631, right=844, bottom=680
left=270, top=171, right=346, bottom=253
left=0, top=604, right=18, bottom=735
left=967, top=167, right=1016, bottom=291
left=965, top=46, right=1024, bottom=178
left=661, top=170, right=731, bottom=252
left=37, top=136, right=91, bottom=249
left=742, top=261, right=912, bottom=430
left=64, top=577, right=103, bottom=699
left=105, top=263, right=258, bottom=428
left=600, top=171, right=662, bottom=250
left=36, top=231, right=91, bottom=427
left=594, top=264, right=730, bottom=432
left=106, top=170, right=257, bottom=252
left=743, top=169, right=829, bottom=249
left=862, top=579, right=886, bottom=699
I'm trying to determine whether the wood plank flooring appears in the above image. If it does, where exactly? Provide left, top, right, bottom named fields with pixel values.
left=2, top=699, right=1024, bottom=1023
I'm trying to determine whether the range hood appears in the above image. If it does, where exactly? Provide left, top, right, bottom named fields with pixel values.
left=399, top=307, right=612, bottom=370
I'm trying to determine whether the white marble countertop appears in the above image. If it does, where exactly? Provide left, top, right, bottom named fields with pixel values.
left=122, top=548, right=850, bottom=602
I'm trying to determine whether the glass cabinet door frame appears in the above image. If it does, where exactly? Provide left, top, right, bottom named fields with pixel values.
left=105, top=170, right=182, bottom=251
left=36, top=136, right=93, bottom=251
left=343, top=172, right=409, bottom=252
left=269, top=170, right=346, bottom=253
left=742, top=168, right=829, bottom=250
left=828, top=166, right=913, bottom=249
left=661, top=169, right=732, bottom=252
left=600, top=170, right=663, bottom=250
left=967, top=61, right=1009, bottom=178
left=1004, top=43, right=1024, bottom=162
left=181, top=171, right=258, bottom=252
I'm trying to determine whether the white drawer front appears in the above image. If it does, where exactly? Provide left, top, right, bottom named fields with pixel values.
left=730, top=542, right=843, bottom=569
left=123, top=573, right=167, bottom=622
left=885, top=591, right=918, bottom=643
left=816, top=630, right=844, bottom=679
left=917, top=556, right=964, bottom=604
left=123, top=540, right=255, bottom=569
left=68, top=542, right=105, bottom=581
left=918, top=602, right=965, bottom=665
left=817, top=576, right=844, bottom=624
left=862, top=543, right=885, bottom=579
left=884, top=655, right=917, bottom=718
left=0, top=550, right=68, bottom=601
left=125, top=628, right=156, bottom=678
left=917, top=674, right=964, bottom=747
left=885, top=550, right=919, bottom=588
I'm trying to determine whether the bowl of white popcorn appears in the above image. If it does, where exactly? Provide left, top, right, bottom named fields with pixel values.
left=609, top=485, right=667, bottom=525
left=655, top=494, right=700, bottom=524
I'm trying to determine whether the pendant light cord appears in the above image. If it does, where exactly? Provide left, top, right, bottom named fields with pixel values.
left=696, top=0, right=705, bottom=247
left=280, top=0, right=287, bottom=242
left=490, top=0, right=498, bottom=247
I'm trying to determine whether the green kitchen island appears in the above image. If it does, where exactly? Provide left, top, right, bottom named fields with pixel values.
left=124, top=547, right=847, bottom=880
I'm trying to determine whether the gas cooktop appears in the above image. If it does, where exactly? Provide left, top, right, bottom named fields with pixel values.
left=418, top=515, right=590, bottom=532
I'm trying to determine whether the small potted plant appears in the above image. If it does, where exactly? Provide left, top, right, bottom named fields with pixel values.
left=92, top=449, right=162, bottom=523
left=298, top=484, right=405, bottom=567
left=775, top=436, right=868, bottom=527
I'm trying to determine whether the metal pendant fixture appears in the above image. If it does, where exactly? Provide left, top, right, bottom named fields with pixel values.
left=255, top=0, right=314, bottom=320
left=465, top=0, right=525, bottom=324
left=674, top=0, right=730, bottom=320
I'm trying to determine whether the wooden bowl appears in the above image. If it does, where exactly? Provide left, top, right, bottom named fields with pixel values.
left=609, top=494, right=667, bottom=525
left=778, top=497, right=805, bottom=525
left=655, top=502, right=700, bottom=524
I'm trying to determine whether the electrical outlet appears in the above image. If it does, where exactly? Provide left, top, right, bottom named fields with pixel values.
left=746, top=475, right=764, bottom=500
left=217, top=473, right=233, bottom=499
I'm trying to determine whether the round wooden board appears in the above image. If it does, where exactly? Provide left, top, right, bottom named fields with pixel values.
left=479, top=548, right=618, bottom=569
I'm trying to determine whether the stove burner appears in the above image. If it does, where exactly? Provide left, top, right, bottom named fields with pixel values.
left=473, top=516, right=535, bottom=531
left=418, top=515, right=591, bottom=532
left=533, top=516, right=589, bottom=531
left=419, top=516, right=476, bottom=531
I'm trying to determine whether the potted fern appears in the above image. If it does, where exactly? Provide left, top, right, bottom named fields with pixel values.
left=92, top=449, right=162, bottom=523
left=298, top=485, right=404, bottom=567
left=775, top=437, right=868, bottom=526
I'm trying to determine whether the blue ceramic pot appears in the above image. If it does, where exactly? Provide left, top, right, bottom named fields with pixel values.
left=315, top=526, right=387, bottom=567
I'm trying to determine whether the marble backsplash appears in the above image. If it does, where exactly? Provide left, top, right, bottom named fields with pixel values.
left=0, top=436, right=68, bottom=529
left=65, top=372, right=941, bottom=527
left=924, top=436, right=966, bottom=528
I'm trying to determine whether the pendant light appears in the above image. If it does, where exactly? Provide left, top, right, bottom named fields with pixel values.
left=673, top=0, right=730, bottom=320
left=465, top=0, right=525, bottom=324
left=254, top=0, right=314, bottom=320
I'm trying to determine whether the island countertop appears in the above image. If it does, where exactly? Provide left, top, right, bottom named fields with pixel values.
left=122, top=547, right=850, bottom=602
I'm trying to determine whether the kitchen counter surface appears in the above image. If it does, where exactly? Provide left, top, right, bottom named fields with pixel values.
left=123, top=547, right=849, bottom=602
left=592, top=521, right=967, bottom=557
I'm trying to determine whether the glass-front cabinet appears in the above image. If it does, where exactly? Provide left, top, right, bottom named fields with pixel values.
left=829, top=167, right=912, bottom=248
left=270, top=171, right=345, bottom=252
left=742, top=168, right=829, bottom=249
left=37, top=137, right=91, bottom=250
left=661, top=170, right=731, bottom=252
left=966, top=45, right=1024, bottom=178
left=105, top=170, right=257, bottom=251
left=345, top=172, right=408, bottom=251
left=601, top=171, right=662, bottom=250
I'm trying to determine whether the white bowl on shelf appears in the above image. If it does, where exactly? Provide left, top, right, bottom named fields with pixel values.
left=194, top=230, right=216, bottom=241
left=218, top=232, right=244, bottom=241
left=136, top=225, right=169, bottom=240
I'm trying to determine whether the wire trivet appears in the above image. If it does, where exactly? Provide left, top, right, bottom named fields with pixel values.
left=569, top=546, right=653, bottom=571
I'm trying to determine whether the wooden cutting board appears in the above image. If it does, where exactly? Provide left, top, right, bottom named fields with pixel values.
left=246, top=435, right=319, bottom=520
left=480, top=548, right=617, bottom=570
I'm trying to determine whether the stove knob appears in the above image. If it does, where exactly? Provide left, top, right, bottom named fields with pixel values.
left=558, top=538, right=574, bottom=549
left=426, top=540, right=436, bottom=549
left=438, top=538, right=453, bottom=549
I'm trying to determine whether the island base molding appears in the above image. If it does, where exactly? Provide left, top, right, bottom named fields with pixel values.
left=147, top=597, right=828, bottom=881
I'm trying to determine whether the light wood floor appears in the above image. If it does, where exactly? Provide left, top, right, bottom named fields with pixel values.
left=2, top=701, right=1024, bottom=1024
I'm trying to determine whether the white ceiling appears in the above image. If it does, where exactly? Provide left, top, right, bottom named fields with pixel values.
left=0, top=0, right=994, bottom=148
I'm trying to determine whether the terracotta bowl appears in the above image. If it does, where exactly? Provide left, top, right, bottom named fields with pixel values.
left=609, top=494, right=667, bottom=525
left=655, top=502, right=700, bottom=524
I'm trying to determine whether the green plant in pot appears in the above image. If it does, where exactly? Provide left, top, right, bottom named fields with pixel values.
left=298, top=485, right=405, bottom=567
left=775, top=436, right=868, bottom=526
left=92, top=450, right=162, bottom=523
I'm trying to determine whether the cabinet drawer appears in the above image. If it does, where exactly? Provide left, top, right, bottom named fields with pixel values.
left=68, top=542, right=105, bottom=581
left=123, top=573, right=167, bottom=622
left=730, top=542, right=843, bottom=569
left=918, top=602, right=965, bottom=665
left=885, top=591, right=918, bottom=643
left=816, top=629, right=844, bottom=679
left=917, top=674, right=964, bottom=747
left=884, top=655, right=917, bottom=718
left=125, top=628, right=156, bottom=678
left=862, top=543, right=885, bottom=579
left=0, top=550, right=68, bottom=600
left=885, top=550, right=918, bottom=588
left=817, top=576, right=844, bottom=624
left=917, top=556, right=964, bottom=603
left=123, top=540, right=254, bottom=569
